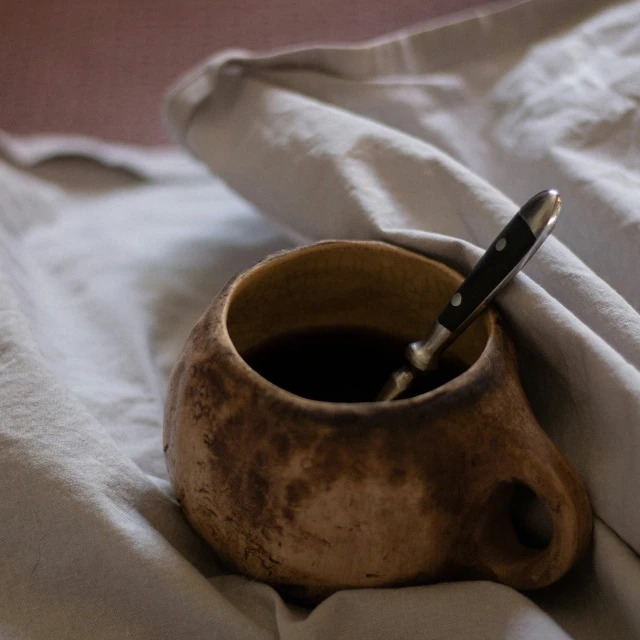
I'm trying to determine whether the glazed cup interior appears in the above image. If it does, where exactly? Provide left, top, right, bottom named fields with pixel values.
left=224, top=241, right=492, bottom=401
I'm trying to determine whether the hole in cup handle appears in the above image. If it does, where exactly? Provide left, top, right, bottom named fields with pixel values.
left=479, top=461, right=593, bottom=590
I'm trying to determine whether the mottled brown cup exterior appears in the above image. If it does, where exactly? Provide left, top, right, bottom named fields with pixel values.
left=164, top=240, right=592, bottom=603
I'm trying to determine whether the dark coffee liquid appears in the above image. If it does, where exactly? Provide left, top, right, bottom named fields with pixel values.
left=242, top=326, right=467, bottom=403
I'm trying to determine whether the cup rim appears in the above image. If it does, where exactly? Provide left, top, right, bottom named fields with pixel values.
left=217, top=239, right=501, bottom=414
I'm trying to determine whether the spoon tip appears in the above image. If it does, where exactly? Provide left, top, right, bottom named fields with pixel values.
left=519, top=189, right=561, bottom=236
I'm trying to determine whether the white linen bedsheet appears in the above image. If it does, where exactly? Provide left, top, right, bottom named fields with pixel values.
left=1, top=0, right=640, bottom=637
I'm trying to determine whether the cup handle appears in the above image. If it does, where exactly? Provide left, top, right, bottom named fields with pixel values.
left=470, top=445, right=592, bottom=590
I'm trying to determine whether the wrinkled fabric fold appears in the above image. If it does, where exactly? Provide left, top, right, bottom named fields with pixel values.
left=1, top=0, right=639, bottom=638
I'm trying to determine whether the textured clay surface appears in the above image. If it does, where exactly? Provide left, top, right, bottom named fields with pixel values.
left=163, top=241, right=592, bottom=602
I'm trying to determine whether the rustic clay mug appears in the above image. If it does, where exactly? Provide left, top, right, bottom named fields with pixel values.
left=164, top=240, right=592, bottom=602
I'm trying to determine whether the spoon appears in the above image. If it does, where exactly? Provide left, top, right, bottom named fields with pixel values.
left=377, top=189, right=561, bottom=402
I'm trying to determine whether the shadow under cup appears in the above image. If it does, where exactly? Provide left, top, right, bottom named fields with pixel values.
left=225, top=240, right=488, bottom=403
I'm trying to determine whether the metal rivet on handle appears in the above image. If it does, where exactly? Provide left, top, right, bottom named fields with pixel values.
left=451, top=293, right=462, bottom=307
left=496, top=238, right=507, bottom=251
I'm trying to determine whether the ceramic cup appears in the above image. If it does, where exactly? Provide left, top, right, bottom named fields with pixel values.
left=164, top=240, right=592, bottom=602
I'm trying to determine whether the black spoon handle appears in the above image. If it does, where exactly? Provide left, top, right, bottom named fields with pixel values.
left=438, top=189, right=561, bottom=337
left=438, top=214, right=535, bottom=332
left=380, top=190, right=561, bottom=399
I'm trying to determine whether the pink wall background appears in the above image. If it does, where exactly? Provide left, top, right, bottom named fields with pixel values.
left=1, top=0, right=491, bottom=144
